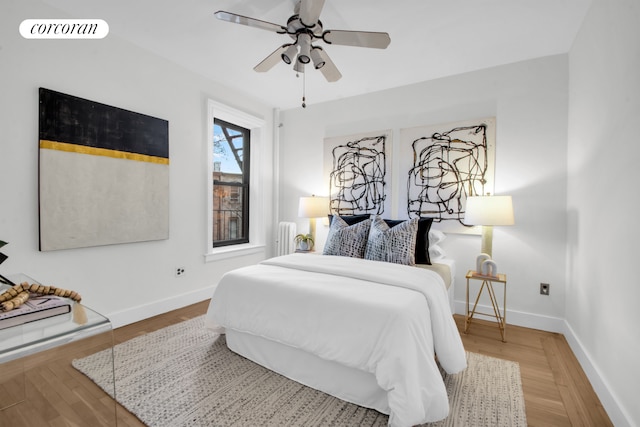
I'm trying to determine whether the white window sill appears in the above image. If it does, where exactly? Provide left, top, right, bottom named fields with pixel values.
left=204, top=244, right=265, bottom=262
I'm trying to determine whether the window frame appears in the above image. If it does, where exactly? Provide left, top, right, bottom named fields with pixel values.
left=205, top=100, right=265, bottom=261
left=212, top=118, right=250, bottom=248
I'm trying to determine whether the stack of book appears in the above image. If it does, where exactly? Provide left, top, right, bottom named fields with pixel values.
left=0, top=294, right=71, bottom=330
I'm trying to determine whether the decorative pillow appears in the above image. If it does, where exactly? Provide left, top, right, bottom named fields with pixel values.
left=384, top=217, right=433, bottom=265
left=365, top=216, right=419, bottom=265
left=323, top=215, right=372, bottom=258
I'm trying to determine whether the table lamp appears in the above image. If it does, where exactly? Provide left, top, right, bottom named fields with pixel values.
left=464, top=194, right=514, bottom=259
left=298, top=195, right=329, bottom=249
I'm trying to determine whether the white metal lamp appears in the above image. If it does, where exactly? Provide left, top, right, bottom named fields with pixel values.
left=296, top=33, right=312, bottom=64
left=464, top=195, right=514, bottom=257
left=281, top=44, right=298, bottom=64
left=310, top=46, right=325, bottom=69
left=298, top=195, right=329, bottom=246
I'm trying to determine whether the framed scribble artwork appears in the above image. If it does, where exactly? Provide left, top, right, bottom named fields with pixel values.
left=323, top=130, right=391, bottom=216
left=400, top=118, right=496, bottom=232
left=38, top=88, right=169, bottom=251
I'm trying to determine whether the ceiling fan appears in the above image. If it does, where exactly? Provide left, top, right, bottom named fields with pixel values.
left=214, top=0, right=391, bottom=83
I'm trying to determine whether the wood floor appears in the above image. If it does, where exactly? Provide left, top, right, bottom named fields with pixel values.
left=455, top=315, right=612, bottom=427
left=0, top=300, right=612, bottom=426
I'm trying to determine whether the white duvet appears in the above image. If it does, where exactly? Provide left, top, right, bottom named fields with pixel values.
left=206, top=253, right=467, bottom=427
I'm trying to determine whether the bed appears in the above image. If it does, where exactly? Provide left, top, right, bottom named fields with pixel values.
left=205, top=215, right=467, bottom=427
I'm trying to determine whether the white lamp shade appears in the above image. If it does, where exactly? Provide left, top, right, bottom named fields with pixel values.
left=298, top=196, right=329, bottom=218
left=464, top=195, right=514, bottom=226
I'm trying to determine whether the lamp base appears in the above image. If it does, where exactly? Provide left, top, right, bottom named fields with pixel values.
left=480, top=225, right=493, bottom=258
left=308, top=217, right=317, bottom=250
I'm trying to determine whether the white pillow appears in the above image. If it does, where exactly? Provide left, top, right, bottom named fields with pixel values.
left=428, top=244, right=446, bottom=262
left=428, top=229, right=446, bottom=246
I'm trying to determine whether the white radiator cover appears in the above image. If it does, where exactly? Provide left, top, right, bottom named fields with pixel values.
left=277, top=221, right=297, bottom=255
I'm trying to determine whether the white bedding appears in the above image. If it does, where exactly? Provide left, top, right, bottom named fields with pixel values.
left=206, top=253, right=466, bottom=427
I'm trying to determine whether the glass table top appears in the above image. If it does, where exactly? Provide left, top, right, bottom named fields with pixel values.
left=0, top=273, right=112, bottom=363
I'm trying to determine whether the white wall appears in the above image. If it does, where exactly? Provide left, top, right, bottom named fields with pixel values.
left=3, top=0, right=634, bottom=424
left=0, top=0, right=276, bottom=327
left=279, top=55, right=569, bottom=328
left=567, top=0, right=640, bottom=425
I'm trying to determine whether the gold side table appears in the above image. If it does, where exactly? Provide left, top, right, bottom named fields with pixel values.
left=465, top=270, right=508, bottom=342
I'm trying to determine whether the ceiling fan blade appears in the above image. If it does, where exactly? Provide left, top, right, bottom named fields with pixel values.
left=254, top=45, right=288, bottom=72
left=299, top=0, right=326, bottom=27
left=323, top=30, right=391, bottom=49
left=316, top=49, right=342, bottom=82
left=214, top=11, right=286, bottom=34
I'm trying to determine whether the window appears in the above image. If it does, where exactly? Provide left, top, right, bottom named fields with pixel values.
left=206, top=99, right=265, bottom=261
left=229, top=218, right=238, bottom=239
left=212, top=118, right=250, bottom=247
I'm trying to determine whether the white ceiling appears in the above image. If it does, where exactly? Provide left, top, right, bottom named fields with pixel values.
left=44, top=0, right=593, bottom=110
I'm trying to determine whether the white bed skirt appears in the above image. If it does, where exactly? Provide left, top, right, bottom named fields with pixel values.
left=226, top=329, right=390, bottom=415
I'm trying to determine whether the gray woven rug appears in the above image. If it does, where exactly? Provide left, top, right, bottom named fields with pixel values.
left=73, top=315, right=526, bottom=427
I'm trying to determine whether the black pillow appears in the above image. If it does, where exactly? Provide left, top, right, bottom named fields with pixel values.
left=328, top=214, right=433, bottom=265
left=327, top=214, right=370, bottom=225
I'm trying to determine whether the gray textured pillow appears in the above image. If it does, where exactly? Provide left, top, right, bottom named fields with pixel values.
left=365, top=216, right=419, bottom=265
left=323, top=215, right=372, bottom=258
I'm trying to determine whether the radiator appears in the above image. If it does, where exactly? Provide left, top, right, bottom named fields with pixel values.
left=277, top=221, right=297, bottom=255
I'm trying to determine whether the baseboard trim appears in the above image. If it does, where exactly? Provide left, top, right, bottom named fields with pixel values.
left=107, top=286, right=214, bottom=329
left=453, top=299, right=565, bottom=332
left=453, top=299, right=630, bottom=426
left=562, top=321, right=632, bottom=427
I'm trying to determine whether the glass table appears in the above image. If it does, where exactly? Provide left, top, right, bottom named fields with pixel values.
left=0, top=274, right=115, bottom=425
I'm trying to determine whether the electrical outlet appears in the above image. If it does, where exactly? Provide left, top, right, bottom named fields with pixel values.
left=175, top=267, right=185, bottom=277
left=540, top=283, right=550, bottom=295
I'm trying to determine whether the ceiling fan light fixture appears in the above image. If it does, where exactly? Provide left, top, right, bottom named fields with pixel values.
left=310, top=47, right=325, bottom=69
left=297, top=33, right=312, bottom=64
left=293, top=60, right=305, bottom=73
left=282, top=43, right=298, bottom=65
left=297, top=53, right=311, bottom=64
left=215, top=2, right=390, bottom=85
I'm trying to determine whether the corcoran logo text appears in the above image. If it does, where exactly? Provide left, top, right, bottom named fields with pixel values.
left=20, top=19, right=109, bottom=39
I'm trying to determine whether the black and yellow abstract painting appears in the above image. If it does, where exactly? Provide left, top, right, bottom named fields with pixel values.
left=38, top=88, right=169, bottom=251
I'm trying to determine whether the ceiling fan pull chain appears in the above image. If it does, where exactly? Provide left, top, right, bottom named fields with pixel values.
left=302, top=70, right=307, bottom=108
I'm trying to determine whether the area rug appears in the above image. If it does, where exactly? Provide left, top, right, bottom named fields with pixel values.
left=72, top=315, right=527, bottom=427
